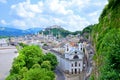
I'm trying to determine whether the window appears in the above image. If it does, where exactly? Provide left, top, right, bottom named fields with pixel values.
left=71, top=63, right=73, bottom=67
left=67, top=47, right=69, bottom=51
left=71, top=69, right=73, bottom=74
left=67, top=46, right=69, bottom=51
left=83, top=48, right=85, bottom=53
left=79, top=69, right=80, bottom=74
left=75, top=69, right=77, bottom=74
left=75, top=62, right=77, bottom=67
left=73, top=55, right=79, bottom=59
left=75, top=51, right=77, bottom=54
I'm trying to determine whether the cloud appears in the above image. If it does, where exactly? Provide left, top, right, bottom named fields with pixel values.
left=87, top=10, right=101, bottom=24
left=0, top=0, right=7, bottom=3
left=0, top=20, right=7, bottom=25
left=92, top=0, right=108, bottom=6
left=9, top=0, right=108, bottom=31
left=11, top=20, right=27, bottom=29
left=10, top=1, right=43, bottom=18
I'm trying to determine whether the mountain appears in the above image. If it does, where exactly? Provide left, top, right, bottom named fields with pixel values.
left=40, top=26, right=72, bottom=37
left=80, top=25, right=95, bottom=39
left=0, top=25, right=81, bottom=37
left=0, top=27, right=24, bottom=36
left=90, top=0, right=120, bottom=79
left=40, top=25, right=82, bottom=38
left=0, top=27, right=43, bottom=36
left=24, top=28, right=43, bottom=34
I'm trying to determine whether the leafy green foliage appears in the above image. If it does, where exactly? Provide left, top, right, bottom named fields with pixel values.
left=81, top=25, right=94, bottom=34
left=81, top=25, right=95, bottom=39
left=6, top=45, right=57, bottom=80
left=41, top=61, right=51, bottom=70
left=90, top=0, right=120, bottom=79
left=0, top=36, right=7, bottom=39
left=98, top=29, right=120, bottom=80
left=40, top=28, right=71, bottom=37
left=40, top=28, right=82, bottom=38
left=10, top=55, right=25, bottom=74
left=6, top=74, right=19, bottom=80
left=22, top=68, right=55, bottom=80
left=43, top=53, right=58, bottom=70
left=20, top=45, right=44, bottom=69
left=32, top=64, right=41, bottom=69
left=72, top=31, right=82, bottom=35
left=19, top=43, right=28, bottom=48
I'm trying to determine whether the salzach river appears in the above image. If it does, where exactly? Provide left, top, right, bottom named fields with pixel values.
left=0, top=46, right=18, bottom=80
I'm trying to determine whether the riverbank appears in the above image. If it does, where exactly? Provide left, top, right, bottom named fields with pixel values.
left=0, top=46, right=18, bottom=80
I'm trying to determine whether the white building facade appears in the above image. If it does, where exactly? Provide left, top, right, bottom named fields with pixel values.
left=52, top=42, right=84, bottom=74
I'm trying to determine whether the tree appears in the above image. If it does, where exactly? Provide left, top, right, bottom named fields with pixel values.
left=32, top=64, right=41, bottom=69
left=20, top=45, right=44, bottom=69
left=6, top=74, right=19, bottom=80
left=41, top=61, right=51, bottom=70
left=92, top=29, right=120, bottom=79
left=18, top=67, right=28, bottom=80
left=6, top=45, right=57, bottom=80
left=19, top=43, right=28, bottom=48
left=10, top=54, right=25, bottom=74
left=22, top=68, right=55, bottom=80
left=44, top=53, right=58, bottom=70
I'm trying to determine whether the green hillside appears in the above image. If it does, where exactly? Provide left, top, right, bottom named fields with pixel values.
left=40, top=27, right=82, bottom=38
left=40, top=28, right=71, bottom=37
left=90, top=0, right=120, bottom=79
left=81, top=25, right=95, bottom=39
left=0, top=36, right=7, bottom=39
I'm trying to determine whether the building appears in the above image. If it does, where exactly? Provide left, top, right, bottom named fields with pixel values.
left=0, top=38, right=8, bottom=46
left=51, top=42, right=85, bottom=74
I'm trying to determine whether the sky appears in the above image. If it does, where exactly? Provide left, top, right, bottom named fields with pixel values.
left=0, top=0, right=108, bottom=31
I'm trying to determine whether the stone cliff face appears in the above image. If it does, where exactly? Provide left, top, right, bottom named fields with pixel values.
left=90, top=0, right=120, bottom=79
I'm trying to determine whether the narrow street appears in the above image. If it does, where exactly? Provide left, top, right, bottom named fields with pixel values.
left=54, top=67, right=65, bottom=80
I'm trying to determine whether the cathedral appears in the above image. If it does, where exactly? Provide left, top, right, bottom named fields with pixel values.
left=52, top=42, right=85, bottom=74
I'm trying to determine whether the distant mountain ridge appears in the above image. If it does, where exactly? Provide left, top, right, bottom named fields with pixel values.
left=24, top=28, right=43, bottom=34
left=0, top=27, right=43, bottom=36
left=0, top=25, right=81, bottom=37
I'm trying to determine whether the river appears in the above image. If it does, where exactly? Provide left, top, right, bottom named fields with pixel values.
left=0, top=46, right=18, bottom=80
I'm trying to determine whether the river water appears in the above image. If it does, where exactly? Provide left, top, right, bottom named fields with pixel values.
left=0, top=46, right=18, bottom=80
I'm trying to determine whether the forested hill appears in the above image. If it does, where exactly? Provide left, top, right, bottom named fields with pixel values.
left=40, top=26, right=82, bottom=37
left=90, top=0, right=120, bottom=80
left=40, top=27, right=72, bottom=37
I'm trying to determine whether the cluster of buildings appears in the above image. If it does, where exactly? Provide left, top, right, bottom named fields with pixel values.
left=50, top=36, right=94, bottom=80
left=3, top=32, right=94, bottom=80
left=0, top=38, right=9, bottom=47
